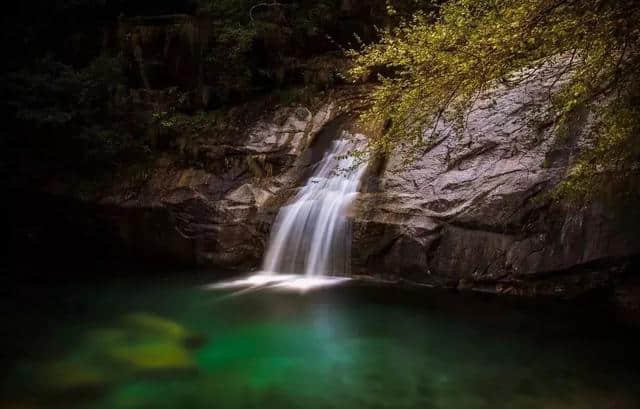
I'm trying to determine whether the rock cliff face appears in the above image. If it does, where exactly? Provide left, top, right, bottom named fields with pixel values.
left=351, top=63, right=639, bottom=299
left=67, top=60, right=637, bottom=308
left=94, top=95, right=357, bottom=269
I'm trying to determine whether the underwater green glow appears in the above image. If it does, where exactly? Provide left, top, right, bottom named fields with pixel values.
left=1, top=275, right=639, bottom=409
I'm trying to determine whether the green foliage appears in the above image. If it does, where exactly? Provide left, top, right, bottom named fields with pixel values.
left=350, top=0, right=640, bottom=204
left=2, top=55, right=148, bottom=174
left=555, top=92, right=640, bottom=205
left=196, top=0, right=349, bottom=103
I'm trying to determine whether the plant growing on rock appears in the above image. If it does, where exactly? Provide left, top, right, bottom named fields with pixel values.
left=350, top=0, right=640, bottom=205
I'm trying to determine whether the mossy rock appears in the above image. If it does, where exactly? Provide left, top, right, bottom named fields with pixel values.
left=108, top=340, right=196, bottom=373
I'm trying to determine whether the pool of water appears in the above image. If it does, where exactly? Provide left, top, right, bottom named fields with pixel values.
left=1, top=273, right=639, bottom=409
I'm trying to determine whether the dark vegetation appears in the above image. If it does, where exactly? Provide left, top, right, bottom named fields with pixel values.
left=1, top=0, right=420, bottom=188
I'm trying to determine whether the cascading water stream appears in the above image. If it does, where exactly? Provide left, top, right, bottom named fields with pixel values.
left=207, top=133, right=366, bottom=292
left=262, top=137, right=367, bottom=277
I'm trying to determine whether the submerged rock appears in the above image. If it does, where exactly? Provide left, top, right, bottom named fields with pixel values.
left=107, top=313, right=202, bottom=373
left=32, top=313, right=203, bottom=400
left=108, top=341, right=196, bottom=373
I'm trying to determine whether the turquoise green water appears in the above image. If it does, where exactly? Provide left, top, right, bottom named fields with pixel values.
left=1, top=274, right=639, bottom=409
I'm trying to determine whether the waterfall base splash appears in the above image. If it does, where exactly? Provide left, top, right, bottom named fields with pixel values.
left=205, top=273, right=351, bottom=293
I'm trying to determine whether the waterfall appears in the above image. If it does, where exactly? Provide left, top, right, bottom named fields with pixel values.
left=206, top=134, right=365, bottom=292
left=262, top=136, right=367, bottom=277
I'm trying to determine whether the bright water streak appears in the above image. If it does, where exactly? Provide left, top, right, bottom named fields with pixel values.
left=204, top=274, right=351, bottom=293
left=262, top=136, right=367, bottom=277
